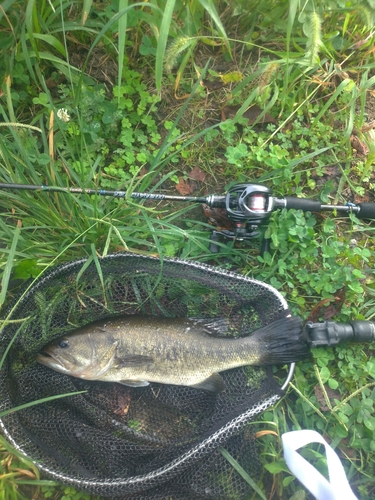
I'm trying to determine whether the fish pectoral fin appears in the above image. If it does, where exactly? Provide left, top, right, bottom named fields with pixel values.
left=114, top=354, right=154, bottom=368
left=191, top=373, right=225, bottom=392
left=118, top=379, right=150, bottom=387
left=93, top=340, right=119, bottom=378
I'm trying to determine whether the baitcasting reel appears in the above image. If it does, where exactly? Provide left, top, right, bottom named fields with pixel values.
left=208, top=183, right=274, bottom=252
left=207, top=183, right=375, bottom=253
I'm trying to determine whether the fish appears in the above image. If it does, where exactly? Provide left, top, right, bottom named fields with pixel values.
left=36, top=315, right=310, bottom=392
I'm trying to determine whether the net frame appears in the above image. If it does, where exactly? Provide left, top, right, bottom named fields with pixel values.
left=0, top=253, right=293, bottom=498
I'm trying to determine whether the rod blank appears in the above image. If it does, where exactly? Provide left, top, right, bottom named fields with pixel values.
left=0, top=182, right=215, bottom=204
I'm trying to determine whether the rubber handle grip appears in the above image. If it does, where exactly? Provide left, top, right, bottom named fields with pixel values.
left=284, top=197, right=322, bottom=212
left=350, top=320, right=375, bottom=342
left=357, top=203, right=375, bottom=220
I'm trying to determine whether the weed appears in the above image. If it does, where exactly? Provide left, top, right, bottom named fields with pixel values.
left=0, top=434, right=88, bottom=500
left=41, top=484, right=102, bottom=500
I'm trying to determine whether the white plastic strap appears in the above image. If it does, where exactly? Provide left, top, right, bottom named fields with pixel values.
left=282, top=430, right=358, bottom=500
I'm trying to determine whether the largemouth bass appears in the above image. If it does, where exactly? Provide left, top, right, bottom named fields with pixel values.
left=37, top=315, right=310, bottom=392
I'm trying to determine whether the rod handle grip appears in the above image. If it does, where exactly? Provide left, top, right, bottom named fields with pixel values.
left=304, top=320, right=375, bottom=348
left=357, top=203, right=375, bottom=220
left=284, top=197, right=322, bottom=212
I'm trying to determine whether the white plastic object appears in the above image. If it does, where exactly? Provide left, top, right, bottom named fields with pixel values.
left=282, top=430, right=358, bottom=500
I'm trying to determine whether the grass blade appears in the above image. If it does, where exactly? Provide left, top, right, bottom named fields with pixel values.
left=25, top=0, right=39, bottom=60
left=90, top=243, right=107, bottom=308
left=0, top=391, right=86, bottom=418
left=0, top=0, right=18, bottom=21
left=82, top=0, right=93, bottom=26
left=197, top=0, right=231, bottom=57
left=311, top=78, right=352, bottom=127
left=220, top=447, right=267, bottom=500
left=117, top=0, right=128, bottom=95
left=0, top=220, right=21, bottom=308
left=21, top=21, right=37, bottom=83
left=155, top=0, right=176, bottom=94
left=14, top=480, right=61, bottom=486
left=230, top=86, right=258, bottom=122
left=31, top=33, right=66, bottom=57
left=287, top=0, right=298, bottom=57
left=5, top=75, right=16, bottom=123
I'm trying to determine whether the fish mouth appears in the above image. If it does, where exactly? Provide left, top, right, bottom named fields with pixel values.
left=36, top=351, right=70, bottom=374
left=36, top=350, right=56, bottom=361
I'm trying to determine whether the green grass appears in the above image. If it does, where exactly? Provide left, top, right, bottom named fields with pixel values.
left=1, top=0, right=375, bottom=498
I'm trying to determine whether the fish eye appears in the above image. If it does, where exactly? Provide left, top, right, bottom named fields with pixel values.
left=58, top=339, right=70, bottom=349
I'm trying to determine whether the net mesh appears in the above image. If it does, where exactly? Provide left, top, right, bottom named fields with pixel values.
left=0, top=253, right=289, bottom=499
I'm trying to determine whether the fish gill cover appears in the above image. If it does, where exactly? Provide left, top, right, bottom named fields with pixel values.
left=0, top=253, right=292, bottom=499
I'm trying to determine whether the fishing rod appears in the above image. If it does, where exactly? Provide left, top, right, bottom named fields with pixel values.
left=2, top=181, right=375, bottom=217
left=1, top=181, right=375, bottom=251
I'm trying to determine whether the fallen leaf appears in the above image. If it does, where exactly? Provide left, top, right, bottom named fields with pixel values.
left=307, top=298, right=334, bottom=323
left=324, top=165, right=341, bottom=177
left=202, top=204, right=235, bottom=230
left=111, top=385, right=132, bottom=416
left=222, top=104, right=277, bottom=124
left=254, top=430, right=279, bottom=438
left=352, top=39, right=369, bottom=49
left=307, top=287, right=346, bottom=322
left=323, top=287, right=346, bottom=320
left=361, top=120, right=375, bottom=133
left=350, top=135, right=369, bottom=156
left=314, top=385, right=341, bottom=412
left=176, top=178, right=194, bottom=195
left=220, top=71, right=243, bottom=84
left=202, top=79, right=225, bottom=91
left=336, top=437, right=357, bottom=459
left=138, top=166, right=148, bottom=178
left=353, top=192, right=372, bottom=204
left=188, top=166, right=206, bottom=182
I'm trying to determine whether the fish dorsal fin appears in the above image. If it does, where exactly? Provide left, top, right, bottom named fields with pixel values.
left=190, top=317, right=230, bottom=337
left=191, top=373, right=225, bottom=392
left=114, top=354, right=154, bottom=368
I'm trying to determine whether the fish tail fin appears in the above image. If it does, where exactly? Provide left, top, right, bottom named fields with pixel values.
left=250, top=316, right=310, bottom=365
